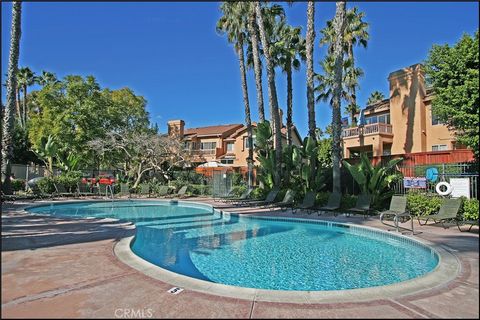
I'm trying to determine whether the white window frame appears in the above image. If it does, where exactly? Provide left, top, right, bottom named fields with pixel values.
left=432, top=144, right=448, bottom=151
left=226, top=142, right=234, bottom=152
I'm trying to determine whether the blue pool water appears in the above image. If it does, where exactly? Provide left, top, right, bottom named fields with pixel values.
left=27, top=200, right=439, bottom=291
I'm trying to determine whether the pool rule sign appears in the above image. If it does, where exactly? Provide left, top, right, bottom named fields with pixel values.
left=449, top=178, right=470, bottom=199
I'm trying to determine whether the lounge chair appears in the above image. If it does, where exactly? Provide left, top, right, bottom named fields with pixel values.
left=418, top=198, right=462, bottom=229
left=379, top=196, right=413, bottom=233
left=223, top=188, right=253, bottom=205
left=137, top=183, right=150, bottom=198
left=347, top=193, right=372, bottom=219
left=54, top=182, right=75, bottom=198
left=269, top=189, right=295, bottom=211
left=77, top=182, right=95, bottom=197
left=166, top=185, right=188, bottom=199
left=456, top=219, right=479, bottom=232
left=293, top=191, right=317, bottom=214
left=237, top=188, right=279, bottom=207
left=317, top=192, right=341, bottom=216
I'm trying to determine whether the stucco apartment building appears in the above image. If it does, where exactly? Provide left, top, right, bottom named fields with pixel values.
left=167, top=117, right=302, bottom=168
left=342, top=63, right=468, bottom=159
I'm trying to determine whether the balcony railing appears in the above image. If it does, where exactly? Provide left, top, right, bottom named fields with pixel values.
left=343, top=123, right=393, bottom=138
left=191, top=149, right=216, bottom=156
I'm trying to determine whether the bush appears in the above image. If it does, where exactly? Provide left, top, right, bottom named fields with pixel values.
left=11, top=179, right=26, bottom=192
left=316, top=192, right=330, bottom=206
left=55, top=171, right=83, bottom=192
left=36, top=177, right=56, bottom=194
left=461, top=198, right=479, bottom=221
left=173, top=170, right=204, bottom=185
left=250, top=187, right=267, bottom=200
left=340, top=194, right=357, bottom=210
left=406, top=191, right=443, bottom=216
left=230, top=185, right=247, bottom=197
left=232, top=172, right=245, bottom=186
left=188, top=184, right=212, bottom=196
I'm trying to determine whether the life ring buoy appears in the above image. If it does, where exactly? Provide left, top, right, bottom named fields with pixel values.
left=436, top=181, right=453, bottom=196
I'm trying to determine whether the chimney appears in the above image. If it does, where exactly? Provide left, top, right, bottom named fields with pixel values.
left=167, top=120, right=185, bottom=138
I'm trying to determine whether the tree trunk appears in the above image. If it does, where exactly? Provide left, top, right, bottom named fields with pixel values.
left=286, top=60, right=293, bottom=146
left=331, top=1, right=347, bottom=195
left=247, top=10, right=265, bottom=123
left=255, top=1, right=282, bottom=187
left=235, top=41, right=254, bottom=189
left=23, top=84, right=27, bottom=128
left=15, top=87, right=22, bottom=127
left=2, top=1, right=22, bottom=195
left=306, top=1, right=316, bottom=141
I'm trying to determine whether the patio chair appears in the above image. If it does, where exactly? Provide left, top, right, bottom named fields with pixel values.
left=54, top=182, right=75, bottom=198
left=223, top=188, right=254, bottom=205
left=237, top=188, right=279, bottom=207
left=269, top=189, right=295, bottom=211
left=347, top=193, right=372, bottom=219
left=166, top=185, right=188, bottom=199
left=418, top=198, right=462, bottom=229
left=77, top=182, right=95, bottom=197
left=456, top=219, right=479, bottom=232
left=155, top=185, right=170, bottom=198
left=292, top=191, right=317, bottom=214
left=138, top=183, right=150, bottom=198
left=317, top=192, right=341, bottom=216
left=379, top=196, right=413, bottom=233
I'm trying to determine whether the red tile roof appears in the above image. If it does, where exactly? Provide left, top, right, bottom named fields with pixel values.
left=184, top=124, right=243, bottom=137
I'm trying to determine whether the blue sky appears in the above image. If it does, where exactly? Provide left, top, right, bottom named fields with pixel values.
left=2, top=1, right=478, bottom=137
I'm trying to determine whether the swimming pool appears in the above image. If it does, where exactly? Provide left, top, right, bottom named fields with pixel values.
left=26, top=200, right=439, bottom=291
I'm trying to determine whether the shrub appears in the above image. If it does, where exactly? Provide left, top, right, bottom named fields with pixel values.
left=250, top=187, right=267, bottom=200
left=232, top=172, right=245, bottom=186
left=315, top=192, right=330, bottom=206
left=11, top=179, right=26, bottom=192
left=173, top=170, right=204, bottom=185
left=188, top=184, right=212, bottom=196
left=340, top=194, right=357, bottom=210
left=230, top=185, right=247, bottom=197
left=461, top=198, right=479, bottom=221
left=55, top=171, right=83, bottom=192
left=406, top=191, right=443, bottom=216
left=36, top=177, right=56, bottom=194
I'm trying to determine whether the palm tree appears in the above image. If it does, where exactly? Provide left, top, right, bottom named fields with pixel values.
left=246, top=4, right=265, bottom=122
left=272, top=22, right=306, bottom=145
left=2, top=1, right=22, bottom=195
left=17, top=67, right=36, bottom=128
left=217, top=2, right=254, bottom=188
left=306, top=0, right=316, bottom=141
left=254, top=1, right=283, bottom=187
left=320, top=6, right=369, bottom=122
left=330, top=1, right=347, bottom=195
left=366, top=90, right=385, bottom=105
left=37, top=70, right=58, bottom=87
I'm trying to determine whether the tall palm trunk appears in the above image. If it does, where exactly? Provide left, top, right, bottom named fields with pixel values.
left=247, top=10, right=265, bottom=123
left=2, top=1, right=22, bottom=195
left=331, top=1, right=347, bottom=195
left=254, top=1, right=282, bottom=187
left=22, top=84, right=27, bottom=128
left=235, top=41, right=254, bottom=188
left=286, top=60, right=293, bottom=146
left=306, top=1, right=316, bottom=141
left=15, top=87, right=22, bottom=127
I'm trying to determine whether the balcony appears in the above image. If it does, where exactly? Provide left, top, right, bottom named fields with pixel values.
left=191, top=149, right=216, bottom=156
left=343, top=123, right=393, bottom=138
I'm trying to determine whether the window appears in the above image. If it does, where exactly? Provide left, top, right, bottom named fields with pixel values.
left=226, top=142, right=234, bottom=152
left=365, top=116, right=377, bottom=125
left=244, top=136, right=256, bottom=149
left=200, top=142, right=216, bottom=150
left=378, top=114, right=390, bottom=124
left=221, top=159, right=234, bottom=164
left=431, top=113, right=442, bottom=125
left=432, top=144, right=448, bottom=151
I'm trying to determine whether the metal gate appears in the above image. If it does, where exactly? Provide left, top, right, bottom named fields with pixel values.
left=212, top=170, right=233, bottom=198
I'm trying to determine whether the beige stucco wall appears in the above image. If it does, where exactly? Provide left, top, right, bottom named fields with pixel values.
left=424, top=101, right=456, bottom=150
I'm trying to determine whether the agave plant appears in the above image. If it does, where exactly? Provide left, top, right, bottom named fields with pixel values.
left=32, top=135, right=58, bottom=174
left=292, top=136, right=327, bottom=192
left=342, top=153, right=403, bottom=208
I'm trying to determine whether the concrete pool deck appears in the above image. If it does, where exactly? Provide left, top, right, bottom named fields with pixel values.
left=2, top=197, right=479, bottom=318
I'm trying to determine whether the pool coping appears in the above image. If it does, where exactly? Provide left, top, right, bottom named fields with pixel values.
left=22, top=199, right=461, bottom=304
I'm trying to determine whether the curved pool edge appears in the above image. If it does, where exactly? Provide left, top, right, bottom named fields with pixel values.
left=109, top=200, right=461, bottom=304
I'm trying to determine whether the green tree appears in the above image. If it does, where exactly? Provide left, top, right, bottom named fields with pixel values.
left=36, top=70, right=58, bottom=87
left=217, top=2, right=254, bottom=188
left=425, top=31, right=479, bottom=159
left=366, top=90, right=385, bottom=105
left=2, top=1, right=22, bottom=195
